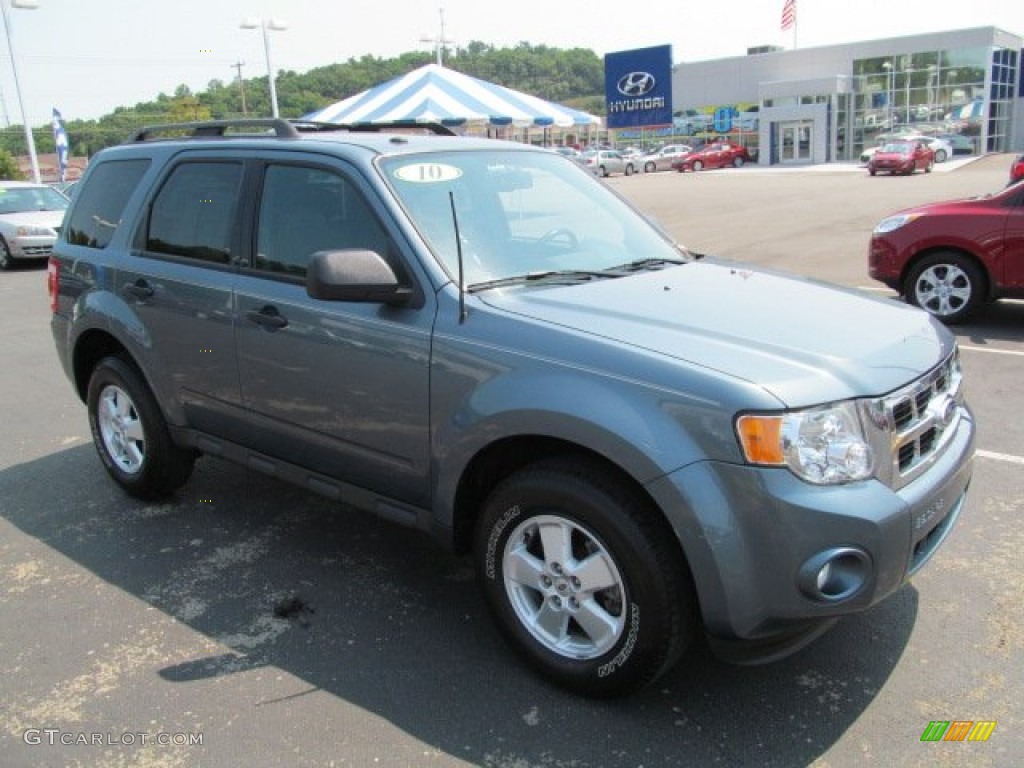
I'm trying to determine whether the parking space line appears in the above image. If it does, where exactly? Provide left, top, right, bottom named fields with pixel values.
left=960, top=345, right=1024, bottom=357
left=976, top=449, right=1024, bottom=465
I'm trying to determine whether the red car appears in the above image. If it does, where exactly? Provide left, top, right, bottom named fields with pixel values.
left=1010, top=153, right=1024, bottom=186
left=671, top=141, right=751, bottom=172
left=868, top=140, right=935, bottom=176
left=868, top=182, right=1024, bottom=323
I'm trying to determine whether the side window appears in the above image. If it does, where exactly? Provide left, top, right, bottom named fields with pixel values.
left=147, top=162, right=242, bottom=264
left=254, top=164, right=392, bottom=278
left=65, top=159, right=151, bottom=249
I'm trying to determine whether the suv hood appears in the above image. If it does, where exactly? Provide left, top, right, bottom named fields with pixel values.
left=479, top=260, right=951, bottom=407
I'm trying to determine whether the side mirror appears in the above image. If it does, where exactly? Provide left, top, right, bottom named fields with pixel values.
left=306, top=249, right=411, bottom=305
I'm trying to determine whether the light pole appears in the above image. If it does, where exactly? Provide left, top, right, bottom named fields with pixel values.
left=1, top=0, right=40, bottom=183
left=240, top=16, right=286, bottom=118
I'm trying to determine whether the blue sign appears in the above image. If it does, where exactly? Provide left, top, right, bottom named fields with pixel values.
left=604, top=45, right=673, bottom=129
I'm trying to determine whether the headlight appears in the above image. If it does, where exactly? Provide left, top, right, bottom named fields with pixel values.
left=873, top=214, right=919, bottom=235
left=736, top=402, right=874, bottom=485
left=15, top=225, right=54, bottom=237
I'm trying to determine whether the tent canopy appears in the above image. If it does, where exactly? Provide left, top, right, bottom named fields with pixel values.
left=304, top=64, right=600, bottom=128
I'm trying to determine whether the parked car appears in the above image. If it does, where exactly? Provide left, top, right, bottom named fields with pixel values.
left=641, top=144, right=694, bottom=173
left=0, top=181, right=69, bottom=270
left=867, top=140, right=935, bottom=176
left=860, top=135, right=952, bottom=165
left=936, top=133, right=975, bottom=156
left=869, top=182, right=1024, bottom=323
left=1010, top=153, right=1024, bottom=186
left=671, top=142, right=751, bottom=172
left=51, top=118, right=974, bottom=698
left=581, top=149, right=635, bottom=176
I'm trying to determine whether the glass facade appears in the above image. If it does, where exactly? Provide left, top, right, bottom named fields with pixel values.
left=850, top=44, right=1016, bottom=160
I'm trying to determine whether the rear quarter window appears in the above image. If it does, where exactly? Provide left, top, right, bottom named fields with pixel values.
left=65, top=159, right=151, bottom=249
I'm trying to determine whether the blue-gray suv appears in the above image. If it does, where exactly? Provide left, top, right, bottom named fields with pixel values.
left=49, top=119, right=975, bottom=697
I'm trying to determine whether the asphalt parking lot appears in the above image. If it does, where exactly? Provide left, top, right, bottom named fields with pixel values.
left=2, top=156, right=1021, bottom=768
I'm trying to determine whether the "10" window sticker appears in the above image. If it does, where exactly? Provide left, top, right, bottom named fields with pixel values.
left=394, top=163, right=463, bottom=183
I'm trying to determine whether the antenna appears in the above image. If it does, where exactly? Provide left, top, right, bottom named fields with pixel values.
left=449, top=190, right=467, bottom=323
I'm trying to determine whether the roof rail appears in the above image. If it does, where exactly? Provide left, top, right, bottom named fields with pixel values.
left=131, top=119, right=301, bottom=142
left=130, top=118, right=458, bottom=143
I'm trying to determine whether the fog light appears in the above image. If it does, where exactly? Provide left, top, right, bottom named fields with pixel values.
left=798, top=548, right=871, bottom=602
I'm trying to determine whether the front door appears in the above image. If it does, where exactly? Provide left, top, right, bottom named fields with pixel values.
left=233, top=158, right=434, bottom=507
left=778, top=122, right=813, bottom=164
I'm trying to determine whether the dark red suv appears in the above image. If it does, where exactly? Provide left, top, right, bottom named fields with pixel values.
left=868, top=182, right=1024, bottom=323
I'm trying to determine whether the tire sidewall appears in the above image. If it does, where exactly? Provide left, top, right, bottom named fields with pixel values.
left=86, top=356, right=191, bottom=498
left=475, top=467, right=686, bottom=697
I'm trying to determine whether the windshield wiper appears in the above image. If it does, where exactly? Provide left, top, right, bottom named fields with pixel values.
left=468, top=269, right=621, bottom=292
left=611, top=257, right=689, bottom=273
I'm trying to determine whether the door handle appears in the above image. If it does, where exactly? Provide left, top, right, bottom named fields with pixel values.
left=123, top=279, right=154, bottom=300
left=246, top=305, right=288, bottom=330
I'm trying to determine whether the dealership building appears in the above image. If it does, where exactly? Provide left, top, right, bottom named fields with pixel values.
left=612, top=27, right=1023, bottom=166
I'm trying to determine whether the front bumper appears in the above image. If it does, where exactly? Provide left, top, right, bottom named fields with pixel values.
left=7, top=234, right=56, bottom=259
left=645, top=406, right=974, bottom=662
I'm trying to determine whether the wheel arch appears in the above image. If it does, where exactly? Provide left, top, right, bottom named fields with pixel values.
left=71, top=329, right=133, bottom=402
left=449, top=436, right=684, bottom=570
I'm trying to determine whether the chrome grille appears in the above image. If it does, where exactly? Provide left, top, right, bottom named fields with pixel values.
left=864, top=351, right=963, bottom=490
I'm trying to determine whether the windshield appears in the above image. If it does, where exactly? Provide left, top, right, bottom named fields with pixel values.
left=881, top=142, right=914, bottom=155
left=381, top=149, right=687, bottom=288
left=0, top=186, right=70, bottom=214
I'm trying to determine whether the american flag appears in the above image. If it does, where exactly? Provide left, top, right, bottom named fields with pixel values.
left=781, top=0, right=796, bottom=31
left=51, top=108, right=69, bottom=183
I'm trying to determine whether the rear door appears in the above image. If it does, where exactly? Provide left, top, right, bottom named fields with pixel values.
left=233, top=154, right=435, bottom=507
left=120, top=155, right=244, bottom=434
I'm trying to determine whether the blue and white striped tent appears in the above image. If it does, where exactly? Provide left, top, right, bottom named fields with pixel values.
left=304, top=63, right=600, bottom=128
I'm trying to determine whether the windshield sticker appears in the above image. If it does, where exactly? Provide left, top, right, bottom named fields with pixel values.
left=394, top=163, right=462, bottom=184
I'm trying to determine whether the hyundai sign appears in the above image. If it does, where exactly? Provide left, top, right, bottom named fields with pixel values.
left=604, top=45, right=673, bottom=129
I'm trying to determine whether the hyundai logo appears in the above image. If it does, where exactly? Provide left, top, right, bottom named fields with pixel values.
left=616, top=72, right=656, bottom=97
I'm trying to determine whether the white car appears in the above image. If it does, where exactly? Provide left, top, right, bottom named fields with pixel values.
left=641, top=144, right=694, bottom=173
left=0, top=182, right=69, bottom=270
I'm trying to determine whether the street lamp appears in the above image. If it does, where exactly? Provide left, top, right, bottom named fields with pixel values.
left=240, top=16, right=286, bottom=118
left=1, top=0, right=41, bottom=183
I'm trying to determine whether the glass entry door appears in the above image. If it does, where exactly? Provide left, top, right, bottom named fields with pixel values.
left=778, top=121, right=812, bottom=163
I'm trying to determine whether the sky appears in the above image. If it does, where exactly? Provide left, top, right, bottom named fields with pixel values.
left=1, top=0, right=1022, bottom=127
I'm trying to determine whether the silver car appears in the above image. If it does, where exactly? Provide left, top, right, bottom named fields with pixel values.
left=0, top=181, right=68, bottom=270
left=641, top=144, right=694, bottom=173
left=581, top=149, right=635, bottom=177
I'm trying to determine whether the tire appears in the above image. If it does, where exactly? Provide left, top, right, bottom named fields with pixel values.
left=599, top=165, right=608, bottom=177
left=732, top=156, right=744, bottom=168
left=905, top=252, right=986, bottom=324
left=692, top=160, right=704, bottom=172
left=869, top=168, right=877, bottom=176
left=934, top=149, right=947, bottom=163
left=644, top=161, right=655, bottom=173
left=925, top=160, right=933, bottom=173
left=86, top=356, right=195, bottom=499
left=625, top=163, right=634, bottom=176
left=474, top=457, right=695, bottom=698
left=0, top=237, right=13, bottom=271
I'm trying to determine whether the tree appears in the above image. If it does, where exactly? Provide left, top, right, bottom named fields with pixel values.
left=0, top=148, right=23, bottom=180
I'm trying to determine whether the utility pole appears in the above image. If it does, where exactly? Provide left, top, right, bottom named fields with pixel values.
left=232, top=59, right=248, bottom=116
left=419, top=7, right=455, bottom=66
